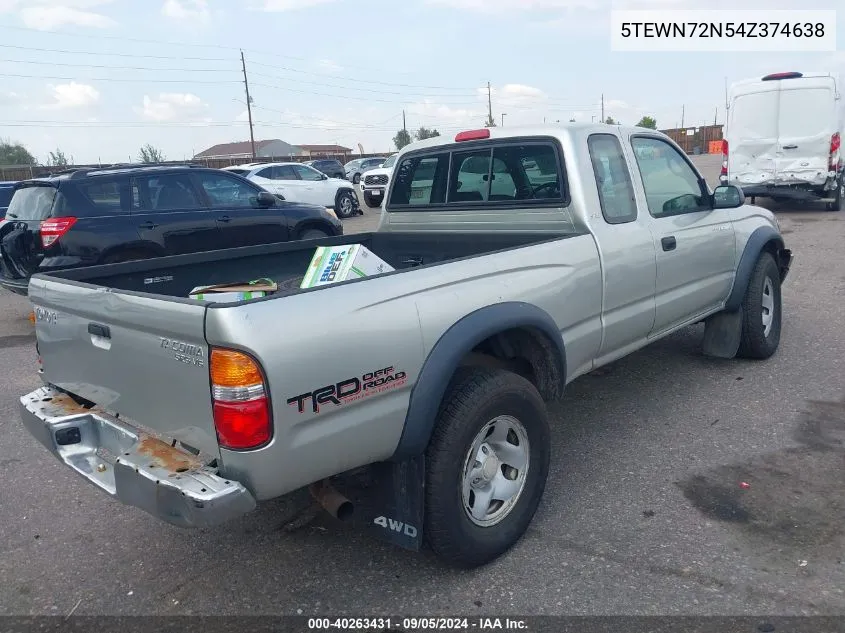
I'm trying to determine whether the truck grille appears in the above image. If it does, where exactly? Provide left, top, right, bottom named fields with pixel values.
left=365, top=174, right=388, bottom=186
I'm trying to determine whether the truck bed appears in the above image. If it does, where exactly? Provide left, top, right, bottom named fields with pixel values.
left=38, top=231, right=559, bottom=301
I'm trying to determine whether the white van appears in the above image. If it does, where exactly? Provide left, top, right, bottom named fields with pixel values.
left=722, top=71, right=843, bottom=211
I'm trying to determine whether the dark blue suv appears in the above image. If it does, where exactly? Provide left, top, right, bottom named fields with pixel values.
left=0, top=164, right=343, bottom=296
left=0, top=181, right=18, bottom=219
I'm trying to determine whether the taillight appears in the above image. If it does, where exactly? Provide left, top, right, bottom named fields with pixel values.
left=40, top=216, right=77, bottom=248
left=210, top=348, right=272, bottom=450
left=720, top=140, right=729, bottom=179
left=830, top=132, right=841, bottom=171
left=455, top=129, right=491, bottom=142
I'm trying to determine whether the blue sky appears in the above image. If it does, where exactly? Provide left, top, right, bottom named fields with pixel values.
left=0, top=0, right=842, bottom=164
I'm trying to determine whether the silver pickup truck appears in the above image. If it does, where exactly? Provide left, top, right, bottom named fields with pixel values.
left=19, top=124, right=792, bottom=569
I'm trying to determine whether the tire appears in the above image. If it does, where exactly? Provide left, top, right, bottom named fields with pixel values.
left=363, top=192, right=382, bottom=209
left=335, top=190, right=356, bottom=219
left=826, top=178, right=843, bottom=212
left=352, top=173, right=361, bottom=185
left=299, top=229, right=329, bottom=241
left=737, top=252, right=782, bottom=360
left=425, top=366, right=551, bottom=568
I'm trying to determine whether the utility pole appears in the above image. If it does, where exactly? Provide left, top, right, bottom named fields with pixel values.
left=601, top=93, right=604, bottom=123
left=714, top=106, right=717, bottom=125
left=501, top=113, right=506, bottom=126
left=402, top=109, right=406, bottom=133
left=681, top=104, right=685, bottom=128
left=487, top=81, right=493, bottom=126
left=240, top=49, right=256, bottom=160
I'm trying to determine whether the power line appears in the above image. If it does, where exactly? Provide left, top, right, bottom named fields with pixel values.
left=248, top=70, right=479, bottom=98
left=250, top=81, right=485, bottom=105
left=0, top=72, right=240, bottom=84
left=0, top=58, right=239, bottom=72
left=0, top=43, right=232, bottom=62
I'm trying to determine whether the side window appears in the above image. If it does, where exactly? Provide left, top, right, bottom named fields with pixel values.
left=450, top=150, right=491, bottom=202
left=491, top=143, right=563, bottom=201
left=275, top=166, right=298, bottom=180
left=255, top=167, right=276, bottom=179
left=134, top=174, right=202, bottom=212
left=587, top=134, right=637, bottom=224
left=293, top=165, right=324, bottom=181
left=75, top=179, right=128, bottom=214
left=388, top=153, right=449, bottom=207
left=630, top=136, right=710, bottom=218
left=195, top=172, right=261, bottom=208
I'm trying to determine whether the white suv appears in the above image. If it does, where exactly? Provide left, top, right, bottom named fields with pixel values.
left=223, top=162, right=361, bottom=218
left=360, top=153, right=398, bottom=208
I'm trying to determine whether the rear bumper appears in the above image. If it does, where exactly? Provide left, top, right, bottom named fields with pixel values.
left=740, top=183, right=827, bottom=201
left=19, top=386, right=256, bottom=528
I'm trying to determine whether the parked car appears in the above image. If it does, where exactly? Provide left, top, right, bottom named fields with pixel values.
left=344, top=156, right=387, bottom=184
left=304, top=159, right=345, bottom=179
left=360, top=153, right=398, bottom=208
left=19, top=124, right=792, bottom=569
left=222, top=162, right=361, bottom=218
left=723, top=71, right=844, bottom=211
left=0, top=181, right=18, bottom=219
left=0, top=164, right=342, bottom=296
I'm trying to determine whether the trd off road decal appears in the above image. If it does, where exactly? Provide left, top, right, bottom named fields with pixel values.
left=287, top=366, right=407, bottom=414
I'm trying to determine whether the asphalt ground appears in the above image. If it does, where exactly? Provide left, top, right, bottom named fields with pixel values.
left=2, top=154, right=845, bottom=616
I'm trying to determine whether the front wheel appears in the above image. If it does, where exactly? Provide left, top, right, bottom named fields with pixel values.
left=352, top=173, right=361, bottom=185
left=335, top=190, right=356, bottom=219
left=737, top=252, right=782, bottom=359
left=826, top=179, right=843, bottom=212
left=363, top=192, right=383, bottom=208
left=425, top=367, right=551, bottom=568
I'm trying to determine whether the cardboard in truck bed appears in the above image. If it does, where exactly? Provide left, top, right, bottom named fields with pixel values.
left=189, top=278, right=278, bottom=303
left=300, top=244, right=394, bottom=289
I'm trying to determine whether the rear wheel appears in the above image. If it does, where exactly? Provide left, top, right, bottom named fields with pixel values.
left=424, top=367, right=550, bottom=568
left=299, top=228, right=329, bottom=241
left=737, top=252, right=782, bottom=360
left=335, top=190, right=356, bottom=219
left=826, top=179, right=843, bottom=212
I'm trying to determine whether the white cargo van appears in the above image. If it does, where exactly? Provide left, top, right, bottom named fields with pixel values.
left=722, top=71, right=843, bottom=211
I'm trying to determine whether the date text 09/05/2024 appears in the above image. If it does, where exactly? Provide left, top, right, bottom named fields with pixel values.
left=307, top=617, right=529, bottom=630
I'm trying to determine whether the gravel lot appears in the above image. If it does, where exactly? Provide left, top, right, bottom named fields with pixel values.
left=2, top=154, right=845, bottom=616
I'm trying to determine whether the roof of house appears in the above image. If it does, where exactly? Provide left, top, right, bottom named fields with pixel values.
left=297, top=144, right=352, bottom=152
left=194, top=139, right=293, bottom=158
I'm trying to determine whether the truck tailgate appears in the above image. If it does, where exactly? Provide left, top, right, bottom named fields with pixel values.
left=28, top=275, right=218, bottom=455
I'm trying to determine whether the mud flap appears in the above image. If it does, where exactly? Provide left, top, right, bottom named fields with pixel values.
left=702, top=309, right=743, bottom=359
left=338, top=456, right=425, bottom=551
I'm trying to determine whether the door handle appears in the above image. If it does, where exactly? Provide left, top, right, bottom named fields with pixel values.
left=661, top=236, right=677, bottom=251
left=138, top=221, right=159, bottom=229
left=88, top=323, right=111, bottom=339
left=783, top=145, right=798, bottom=150
left=219, top=215, right=231, bottom=223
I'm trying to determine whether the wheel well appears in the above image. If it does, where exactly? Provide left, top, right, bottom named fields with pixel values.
left=296, top=220, right=332, bottom=238
left=761, top=238, right=790, bottom=281
left=456, top=326, right=564, bottom=402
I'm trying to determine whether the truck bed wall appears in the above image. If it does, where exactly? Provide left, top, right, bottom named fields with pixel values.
left=39, top=231, right=557, bottom=300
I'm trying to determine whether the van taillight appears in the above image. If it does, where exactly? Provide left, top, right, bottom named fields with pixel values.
left=830, top=133, right=841, bottom=171
left=210, top=348, right=272, bottom=450
left=720, top=140, right=729, bottom=178
left=40, top=216, right=77, bottom=248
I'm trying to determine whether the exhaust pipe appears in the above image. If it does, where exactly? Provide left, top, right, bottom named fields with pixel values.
left=309, top=479, right=354, bottom=521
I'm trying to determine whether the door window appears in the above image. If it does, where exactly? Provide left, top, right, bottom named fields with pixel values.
left=630, top=136, right=710, bottom=218
left=196, top=172, right=262, bottom=208
left=133, top=174, right=202, bottom=212
left=293, top=165, right=324, bottom=181
left=389, top=154, right=449, bottom=206
left=587, top=134, right=637, bottom=224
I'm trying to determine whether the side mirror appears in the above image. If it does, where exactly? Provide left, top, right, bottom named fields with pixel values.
left=257, top=191, right=276, bottom=207
left=713, top=184, right=745, bottom=209
left=321, top=173, right=328, bottom=180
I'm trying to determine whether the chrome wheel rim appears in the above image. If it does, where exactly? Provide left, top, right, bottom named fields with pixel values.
left=761, top=276, right=775, bottom=337
left=461, top=415, right=530, bottom=527
left=339, top=195, right=353, bottom=215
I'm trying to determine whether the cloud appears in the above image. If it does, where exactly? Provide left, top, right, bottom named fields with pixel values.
left=251, top=0, right=336, bottom=11
left=161, top=0, right=210, bottom=22
left=40, top=82, right=100, bottom=109
left=0, top=91, right=21, bottom=105
left=426, top=0, right=599, bottom=11
left=407, top=99, right=484, bottom=124
left=140, top=93, right=211, bottom=122
left=315, top=59, right=343, bottom=73
left=235, top=109, right=250, bottom=122
left=5, top=1, right=118, bottom=30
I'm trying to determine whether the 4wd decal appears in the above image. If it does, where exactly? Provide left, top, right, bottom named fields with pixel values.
left=287, top=365, right=407, bottom=414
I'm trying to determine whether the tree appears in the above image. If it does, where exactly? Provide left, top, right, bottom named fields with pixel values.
left=483, top=114, right=497, bottom=128
left=635, top=116, right=657, bottom=129
left=604, top=116, right=616, bottom=124
left=415, top=127, right=440, bottom=141
left=393, top=129, right=412, bottom=150
left=47, top=148, right=69, bottom=167
left=138, top=144, right=165, bottom=163
left=569, top=118, right=576, bottom=123
left=0, top=139, right=36, bottom=166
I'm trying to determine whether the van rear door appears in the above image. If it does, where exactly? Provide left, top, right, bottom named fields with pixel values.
left=775, top=81, right=837, bottom=187
left=727, top=86, right=780, bottom=186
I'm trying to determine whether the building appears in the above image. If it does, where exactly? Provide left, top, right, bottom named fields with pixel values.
left=296, top=144, right=353, bottom=161
left=193, top=139, right=303, bottom=161
left=659, top=125, right=724, bottom=155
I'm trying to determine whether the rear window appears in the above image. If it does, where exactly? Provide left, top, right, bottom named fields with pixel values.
left=729, top=90, right=778, bottom=140
left=388, top=140, right=565, bottom=210
left=5, top=185, right=59, bottom=220
left=778, top=88, right=834, bottom=138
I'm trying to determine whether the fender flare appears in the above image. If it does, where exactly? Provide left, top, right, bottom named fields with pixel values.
left=390, top=301, right=567, bottom=462
left=724, top=226, right=785, bottom=312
